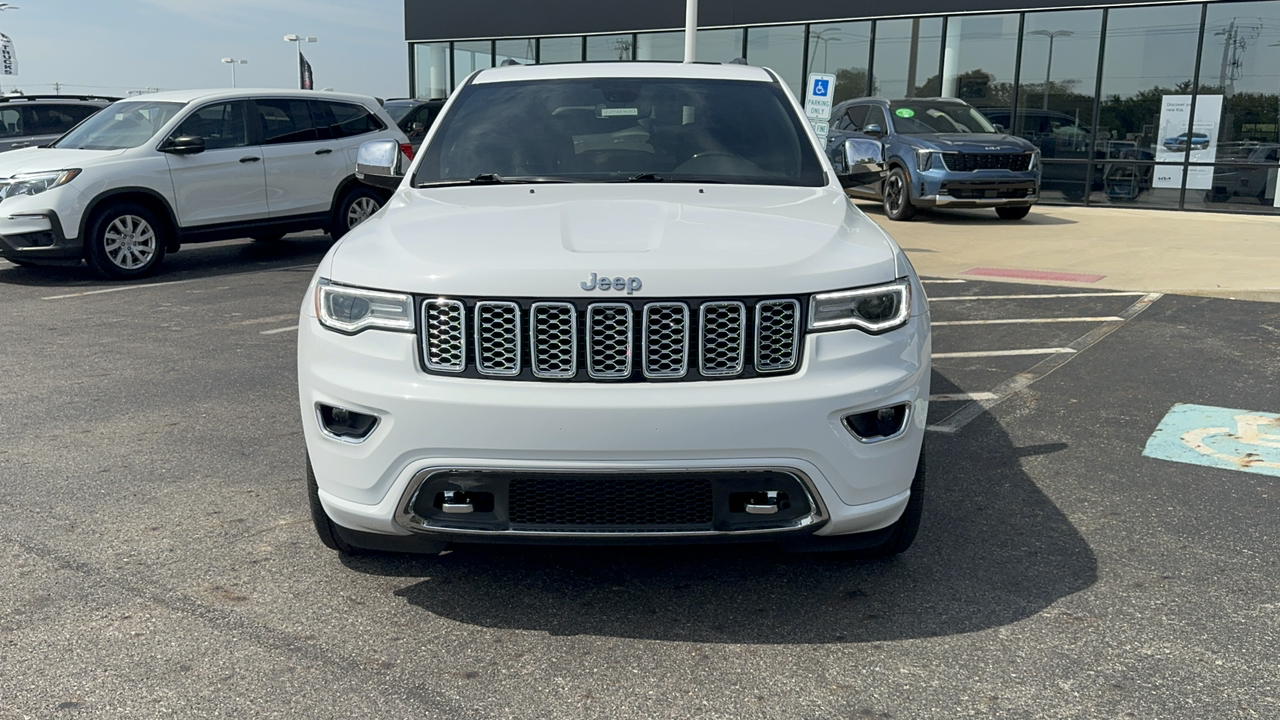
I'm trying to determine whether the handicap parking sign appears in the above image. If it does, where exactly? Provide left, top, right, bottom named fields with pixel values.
left=805, top=73, right=836, bottom=121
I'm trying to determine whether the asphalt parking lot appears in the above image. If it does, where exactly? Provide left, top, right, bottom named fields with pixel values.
left=1, top=240, right=1277, bottom=719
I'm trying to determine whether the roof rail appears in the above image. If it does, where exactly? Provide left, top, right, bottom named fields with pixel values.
left=0, top=94, right=120, bottom=103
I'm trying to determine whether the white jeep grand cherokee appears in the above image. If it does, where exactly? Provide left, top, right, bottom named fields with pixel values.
left=299, top=62, right=931, bottom=557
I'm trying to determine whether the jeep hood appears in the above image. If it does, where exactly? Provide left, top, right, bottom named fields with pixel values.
left=330, top=184, right=902, bottom=297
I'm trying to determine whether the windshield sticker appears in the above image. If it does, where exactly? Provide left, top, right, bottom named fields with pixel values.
left=895, top=108, right=915, bottom=118
left=600, top=107, right=639, bottom=117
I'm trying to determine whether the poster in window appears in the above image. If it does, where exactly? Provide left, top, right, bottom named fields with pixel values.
left=1153, top=94, right=1223, bottom=190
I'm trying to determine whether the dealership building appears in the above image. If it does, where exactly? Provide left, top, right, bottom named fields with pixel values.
left=404, top=1, right=1280, bottom=214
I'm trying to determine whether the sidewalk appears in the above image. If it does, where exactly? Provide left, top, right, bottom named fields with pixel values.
left=859, top=202, right=1280, bottom=302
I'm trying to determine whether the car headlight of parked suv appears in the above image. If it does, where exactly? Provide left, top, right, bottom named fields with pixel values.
left=315, top=279, right=416, bottom=334
left=808, top=278, right=911, bottom=333
left=915, top=149, right=940, bottom=171
left=0, top=169, right=81, bottom=201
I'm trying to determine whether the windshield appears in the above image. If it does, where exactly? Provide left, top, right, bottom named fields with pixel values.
left=414, top=78, right=825, bottom=187
left=54, top=101, right=186, bottom=150
left=384, top=102, right=416, bottom=124
left=889, top=101, right=997, bottom=134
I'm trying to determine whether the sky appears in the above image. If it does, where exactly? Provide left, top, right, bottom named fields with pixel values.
left=0, top=0, right=408, bottom=98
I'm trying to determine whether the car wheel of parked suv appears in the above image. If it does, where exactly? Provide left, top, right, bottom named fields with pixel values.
left=996, top=206, right=1031, bottom=221
left=331, top=186, right=384, bottom=240
left=306, top=456, right=359, bottom=555
left=882, top=167, right=916, bottom=221
left=85, top=203, right=167, bottom=279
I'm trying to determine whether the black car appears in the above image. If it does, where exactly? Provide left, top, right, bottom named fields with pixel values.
left=383, top=98, right=445, bottom=151
left=0, top=95, right=117, bottom=152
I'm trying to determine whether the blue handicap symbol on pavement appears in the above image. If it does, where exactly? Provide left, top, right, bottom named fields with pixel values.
left=812, top=78, right=830, bottom=97
left=1142, top=403, right=1280, bottom=478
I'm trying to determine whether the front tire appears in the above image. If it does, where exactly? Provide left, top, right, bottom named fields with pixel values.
left=307, top=457, right=359, bottom=554
left=882, top=167, right=916, bottom=221
left=996, top=205, right=1032, bottom=220
left=330, top=186, right=384, bottom=240
left=85, top=203, right=167, bottom=279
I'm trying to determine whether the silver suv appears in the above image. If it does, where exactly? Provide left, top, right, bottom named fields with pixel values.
left=0, top=95, right=115, bottom=153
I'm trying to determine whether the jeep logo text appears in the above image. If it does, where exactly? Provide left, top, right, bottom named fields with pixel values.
left=580, top=273, right=642, bottom=294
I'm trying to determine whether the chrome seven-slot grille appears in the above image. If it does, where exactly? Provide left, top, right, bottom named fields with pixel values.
left=421, top=297, right=803, bottom=382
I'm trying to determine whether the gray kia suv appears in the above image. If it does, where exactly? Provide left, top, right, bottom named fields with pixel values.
left=0, top=95, right=116, bottom=153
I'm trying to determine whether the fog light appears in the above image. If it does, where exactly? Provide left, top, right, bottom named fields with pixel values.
left=316, top=403, right=379, bottom=442
left=843, top=404, right=910, bottom=443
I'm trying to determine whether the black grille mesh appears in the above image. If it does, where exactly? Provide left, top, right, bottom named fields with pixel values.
left=508, top=476, right=714, bottom=528
left=942, top=153, right=1033, bottom=172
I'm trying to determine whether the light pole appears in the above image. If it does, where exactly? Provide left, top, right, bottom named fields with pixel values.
left=809, top=28, right=844, bottom=74
left=1028, top=30, right=1073, bottom=110
left=221, top=58, right=247, bottom=88
left=284, top=34, right=316, bottom=89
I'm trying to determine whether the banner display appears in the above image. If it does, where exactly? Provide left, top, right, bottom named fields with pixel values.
left=0, top=33, right=17, bottom=76
left=1153, top=94, right=1223, bottom=190
left=300, top=52, right=314, bottom=90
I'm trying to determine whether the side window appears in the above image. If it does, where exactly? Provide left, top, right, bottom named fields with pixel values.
left=864, top=105, right=888, bottom=133
left=256, top=98, right=318, bottom=145
left=62, top=105, right=101, bottom=127
left=843, top=105, right=870, bottom=132
left=169, top=101, right=248, bottom=150
left=320, top=101, right=385, bottom=139
left=22, top=105, right=86, bottom=135
left=0, top=107, right=22, bottom=138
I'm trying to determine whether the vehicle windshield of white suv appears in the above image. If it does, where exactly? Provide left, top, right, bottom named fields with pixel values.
left=53, top=100, right=186, bottom=150
left=413, top=78, right=825, bottom=186
left=889, top=101, right=997, bottom=134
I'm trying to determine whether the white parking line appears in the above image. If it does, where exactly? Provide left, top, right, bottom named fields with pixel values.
left=934, top=348, right=1077, bottom=359
left=236, top=314, right=297, bottom=326
left=932, top=316, right=1125, bottom=326
left=259, top=326, right=298, bottom=335
left=930, top=392, right=997, bottom=402
left=42, top=263, right=318, bottom=300
left=928, top=292, right=1163, bottom=434
left=921, top=279, right=966, bottom=284
left=929, top=291, right=1146, bottom=302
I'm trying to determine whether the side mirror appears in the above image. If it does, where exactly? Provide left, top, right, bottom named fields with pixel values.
left=834, top=137, right=887, bottom=188
left=992, top=123, right=1006, bottom=133
left=161, top=135, right=205, bottom=155
left=863, top=123, right=884, bottom=137
left=356, top=139, right=405, bottom=191
left=410, top=122, right=426, bottom=134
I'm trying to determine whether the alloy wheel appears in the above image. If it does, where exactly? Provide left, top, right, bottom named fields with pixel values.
left=885, top=175, right=904, bottom=215
left=103, top=215, right=157, bottom=270
left=346, top=196, right=381, bottom=229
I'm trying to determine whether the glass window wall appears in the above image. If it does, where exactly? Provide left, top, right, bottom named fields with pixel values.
left=696, top=28, right=744, bottom=64
left=807, top=22, right=873, bottom=103
left=941, top=14, right=1019, bottom=111
left=1093, top=3, right=1203, bottom=208
left=874, top=17, right=943, bottom=98
left=496, top=39, right=537, bottom=66
left=746, top=25, right=805, bottom=97
left=414, top=42, right=451, bottom=100
left=587, top=34, right=634, bottom=61
left=409, top=3, right=1280, bottom=215
left=636, top=31, right=683, bottom=61
left=539, top=36, right=583, bottom=64
left=453, top=40, right=492, bottom=84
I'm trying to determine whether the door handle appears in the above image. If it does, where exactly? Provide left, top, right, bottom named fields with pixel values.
left=239, top=156, right=261, bottom=163
left=315, top=148, right=333, bottom=155
left=11, top=142, right=30, bottom=148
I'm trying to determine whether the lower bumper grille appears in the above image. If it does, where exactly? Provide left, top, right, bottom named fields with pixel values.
left=402, top=469, right=820, bottom=536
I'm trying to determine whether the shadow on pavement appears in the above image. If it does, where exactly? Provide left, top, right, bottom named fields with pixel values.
left=0, top=233, right=332, bottom=289
left=852, top=200, right=1078, bottom=226
left=344, top=409, right=1096, bottom=645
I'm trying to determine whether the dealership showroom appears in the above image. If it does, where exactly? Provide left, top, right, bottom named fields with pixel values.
left=407, top=0, right=1280, bottom=214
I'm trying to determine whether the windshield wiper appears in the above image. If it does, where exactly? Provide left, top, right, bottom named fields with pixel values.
left=416, top=174, right=575, bottom=188
left=628, top=172, right=666, bottom=182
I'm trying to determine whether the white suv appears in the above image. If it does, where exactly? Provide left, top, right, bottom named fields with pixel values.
left=0, top=89, right=407, bottom=278
left=299, top=62, right=931, bottom=557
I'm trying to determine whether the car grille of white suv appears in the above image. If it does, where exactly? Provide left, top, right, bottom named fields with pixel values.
left=420, top=297, right=803, bottom=382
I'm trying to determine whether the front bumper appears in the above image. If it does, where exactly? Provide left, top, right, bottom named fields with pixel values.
left=299, top=309, right=930, bottom=542
left=0, top=208, right=82, bottom=263
left=913, top=166, right=1040, bottom=208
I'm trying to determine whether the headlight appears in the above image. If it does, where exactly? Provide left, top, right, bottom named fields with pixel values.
left=809, top=279, right=911, bottom=333
left=1029, top=151, right=1040, bottom=171
left=315, top=279, right=415, bottom=334
left=0, top=169, right=81, bottom=200
left=915, top=149, right=937, bottom=171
